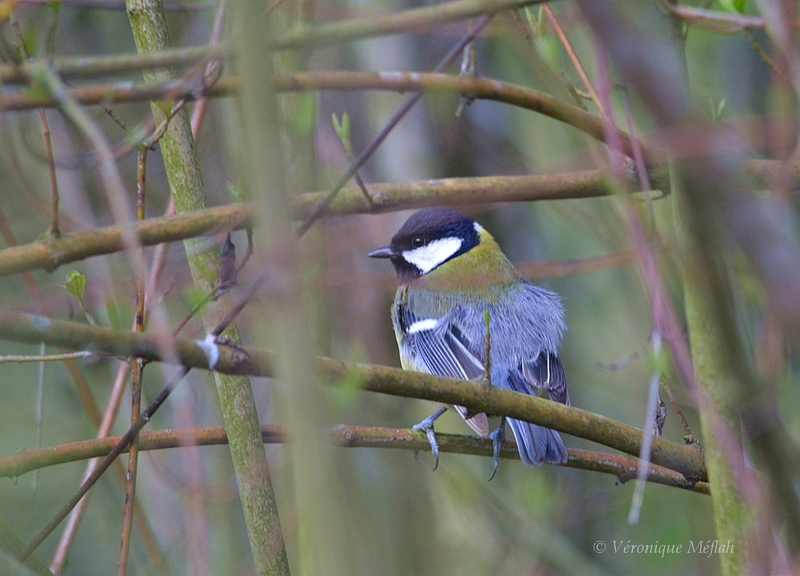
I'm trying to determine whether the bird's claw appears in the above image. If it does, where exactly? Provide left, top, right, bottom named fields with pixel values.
left=412, top=409, right=445, bottom=470
left=488, top=419, right=506, bottom=481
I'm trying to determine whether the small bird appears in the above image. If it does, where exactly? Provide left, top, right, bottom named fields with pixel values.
left=369, top=207, right=569, bottom=475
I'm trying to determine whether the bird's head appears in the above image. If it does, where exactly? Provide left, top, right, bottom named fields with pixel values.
left=368, top=207, right=515, bottom=287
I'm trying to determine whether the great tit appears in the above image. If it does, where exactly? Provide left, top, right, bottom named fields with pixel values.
left=368, top=207, right=569, bottom=474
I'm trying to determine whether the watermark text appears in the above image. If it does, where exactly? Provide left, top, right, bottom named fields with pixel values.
left=592, top=540, right=734, bottom=558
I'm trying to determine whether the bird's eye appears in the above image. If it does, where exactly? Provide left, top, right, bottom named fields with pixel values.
left=411, top=236, right=425, bottom=248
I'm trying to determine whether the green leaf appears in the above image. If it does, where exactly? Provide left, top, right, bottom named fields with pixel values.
left=708, top=97, right=727, bottom=120
left=535, top=34, right=561, bottom=69
left=331, top=113, right=342, bottom=137
left=63, top=270, right=86, bottom=300
left=332, top=112, right=353, bottom=157
left=287, top=91, right=318, bottom=136
left=523, top=6, right=546, bottom=36
left=227, top=179, right=246, bottom=202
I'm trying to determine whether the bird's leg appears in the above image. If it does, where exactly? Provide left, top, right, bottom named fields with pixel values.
left=488, top=416, right=507, bottom=481
left=412, top=406, right=447, bottom=470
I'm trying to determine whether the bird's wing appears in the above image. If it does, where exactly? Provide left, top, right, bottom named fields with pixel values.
left=521, top=351, right=570, bottom=406
left=401, top=311, right=490, bottom=437
left=404, top=315, right=485, bottom=380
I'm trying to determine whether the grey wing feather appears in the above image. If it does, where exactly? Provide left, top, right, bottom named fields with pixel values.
left=507, top=370, right=568, bottom=464
left=406, top=318, right=485, bottom=380
left=403, top=315, right=489, bottom=437
left=521, top=352, right=570, bottom=406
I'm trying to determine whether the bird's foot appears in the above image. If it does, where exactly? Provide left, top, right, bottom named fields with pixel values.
left=411, top=407, right=447, bottom=470
left=488, top=417, right=506, bottom=481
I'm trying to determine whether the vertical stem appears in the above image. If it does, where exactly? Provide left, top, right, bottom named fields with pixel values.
left=37, top=108, right=60, bottom=237
left=117, top=148, right=148, bottom=576
left=232, top=0, right=358, bottom=573
left=674, top=179, right=753, bottom=576
left=125, top=1, right=289, bottom=574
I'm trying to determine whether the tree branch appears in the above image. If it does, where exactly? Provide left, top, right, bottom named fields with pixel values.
left=0, top=46, right=222, bottom=85
left=0, top=425, right=710, bottom=494
left=268, top=0, right=546, bottom=50
left=0, top=424, right=708, bottom=494
left=0, top=170, right=640, bottom=278
left=0, top=309, right=708, bottom=481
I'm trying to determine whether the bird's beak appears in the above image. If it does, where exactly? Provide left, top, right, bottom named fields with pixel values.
left=368, top=245, right=394, bottom=259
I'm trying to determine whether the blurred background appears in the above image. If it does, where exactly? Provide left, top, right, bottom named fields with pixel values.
left=0, top=0, right=788, bottom=574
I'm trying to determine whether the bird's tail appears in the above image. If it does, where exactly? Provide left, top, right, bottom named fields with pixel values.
left=508, top=418, right=567, bottom=465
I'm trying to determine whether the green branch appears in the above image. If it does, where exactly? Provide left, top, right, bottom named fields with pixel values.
left=0, top=424, right=709, bottom=494
left=269, top=0, right=546, bottom=50
left=0, top=46, right=221, bottom=84
left=125, top=0, right=289, bottom=573
left=2, top=72, right=653, bottom=162
left=0, top=204, right=249, bottom=277
left=0, top=309, right=707, bottom=481
left=0, top=171, right=632, bottom=278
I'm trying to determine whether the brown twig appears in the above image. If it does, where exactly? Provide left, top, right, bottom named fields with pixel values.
left=0, top=45, right=223, bottom=85
left=661, top=380, right=693, bottom=439
left=116, top=147, right=148, bottom=576
left=1, top=71, right=656, bottom=164
left=0, top=424, right=710, bottom=495
left=668, top=3, right=800, bottom=33
left=9, top=16, right=61, bottom=238
left=16, top=0, right=213, bottom=10
left=190, top=0, right=226, bottom=139
left=19, top=366, right=189, bottom=562
left=35, top=65, right=151, bottom=303
left=297, top=15, right=495, bottom=236
left=542, top=4, right=608, bottom=118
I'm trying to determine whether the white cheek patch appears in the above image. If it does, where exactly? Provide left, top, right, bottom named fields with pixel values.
left=402, top=237, right=462, bottom=274
left=408, top=318, right=438, bottom=333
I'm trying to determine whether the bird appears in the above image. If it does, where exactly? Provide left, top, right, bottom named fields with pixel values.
left=368, top=207, right=569, bottom=476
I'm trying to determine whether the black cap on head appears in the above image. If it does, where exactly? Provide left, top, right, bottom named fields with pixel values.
left=368, top=208, right=480, bottom=281
left=393, top=207, right=472, bottom=240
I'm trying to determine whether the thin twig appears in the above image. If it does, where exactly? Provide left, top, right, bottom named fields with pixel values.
left=190, top=0, right=226, bottom=138
left=19, top=367, right=189, bottom=562
left=0, top=425, right=710, bottom=495
left=668, top=3, right=800, bottom=32
left=50, top=362, right=127, bottom=575
left=35, top=65, right=150, bottom=299
left=297, top=14, right=495, bottom=236
left=16, top=0, right=214, bottom=10
left=269, top=0, right=544, bottom=50
left=1, top=71, right=655, bottom=162
left=661, top=379, right=693, bottom=439
left=9, top=16, right=61, bottom=237
left=0, top=351, right=92, bottom=363
left=542, top=4, right=608, bottom=118
left=116, top=147, right=148, bottom=576
left=39, top=108, right=61, bottom=237
left=0, top=45, right=223, bottom=84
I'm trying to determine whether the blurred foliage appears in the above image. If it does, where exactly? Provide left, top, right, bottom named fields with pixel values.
left=0, top=0, right=795, bottom=575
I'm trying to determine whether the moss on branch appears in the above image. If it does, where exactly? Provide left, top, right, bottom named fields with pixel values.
left=0, top=424, right=708, bottom=494
left=0, top=309, right=707, bottom=481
